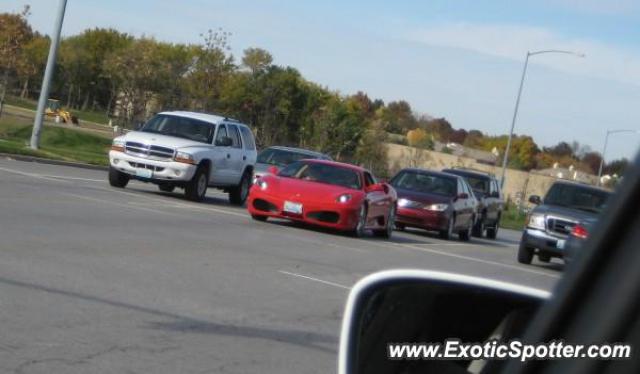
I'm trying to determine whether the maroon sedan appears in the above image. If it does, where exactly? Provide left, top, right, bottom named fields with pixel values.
left=389, top=168, right=477, bottom=240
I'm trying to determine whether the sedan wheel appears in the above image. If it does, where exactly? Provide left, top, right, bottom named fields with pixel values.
left=439, top=216, right=454, bottom=240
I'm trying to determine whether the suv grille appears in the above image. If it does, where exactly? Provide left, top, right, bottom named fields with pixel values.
left=546, top=217, right=576, bottom=236
left=125, top=142, right=174, bottom=160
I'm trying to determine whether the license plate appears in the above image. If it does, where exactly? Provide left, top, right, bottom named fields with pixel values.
left=556, top=239, right=566, bottom=249
left=283, top=201, right=303, bottom=215
left=136, top=168, right=153, bottom=178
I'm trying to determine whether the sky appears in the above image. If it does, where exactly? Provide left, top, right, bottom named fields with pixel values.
left=3, top=0, right=640, bottom=161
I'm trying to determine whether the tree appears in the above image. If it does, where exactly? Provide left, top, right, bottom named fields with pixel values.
left=241, top=47, right=272, bottom=74
left=355, top=120, right=388, bottom=177
left=406, top=128, right=434, bottom=150
left=543, top=141, right=574, bottom=158
left=15, top=34, right=48, bottom=98
left=378, top=100, right=416, bottom=134
left=0, top=6, right=33, bottom=116
left=604, top=158, right=629, bottom=176
left=580, top=151, right=602, bottom=175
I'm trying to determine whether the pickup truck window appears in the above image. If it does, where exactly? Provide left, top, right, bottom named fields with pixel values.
left=140, top=114, right=215, bottom=144
left=215, top=125, right=228, bottom=144
left=228, top=124, right=243, bottom=149
left=239, top=126, right=256, bottom=150
left=544, top=183, right=611, bottom=214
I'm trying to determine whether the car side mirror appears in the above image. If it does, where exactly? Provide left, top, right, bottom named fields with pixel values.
left=267, top=166, right=279, bottom=175
left=339, top=270, right=548, bottom=374
left=528, top=195, right=541, bottom=205
left=491, top=191, right=500, bottom=198
left=457, top=192, right=469, bottom=200
left=366, top=183, right=386, bottom=193
left=215, top=136, right=233, bottom=147
left=135, top=122, right=144, bottom=130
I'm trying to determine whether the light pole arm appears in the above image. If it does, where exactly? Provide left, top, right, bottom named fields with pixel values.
left=500, top=53, right=530, bottom=189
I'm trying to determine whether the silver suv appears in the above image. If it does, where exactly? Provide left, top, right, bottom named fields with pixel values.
left=108, top=111, right=257, bottom=205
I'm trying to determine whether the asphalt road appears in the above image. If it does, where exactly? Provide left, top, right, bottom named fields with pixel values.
left=0, top=158, right=564, bottom=374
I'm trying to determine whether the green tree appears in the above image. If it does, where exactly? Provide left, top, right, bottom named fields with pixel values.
left=0, top=6, right=33, bottom=116
left=15, top=34, right=48, bottom=98
left=241, top=47, right=272, bottom=74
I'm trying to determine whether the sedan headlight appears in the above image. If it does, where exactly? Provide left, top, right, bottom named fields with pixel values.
left=111, top=138, right=125, bottom=152
left=174, top=151, right=196, bottom=165
left=398, top=198, right=423, bottom=209
left=424, top=203, right=449, bottom=211
left=337, top=194, right=352, bottom=203
left=527, top=213, right=546, bottom=230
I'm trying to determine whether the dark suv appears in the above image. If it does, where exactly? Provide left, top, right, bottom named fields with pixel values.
left=518, top=180, right=611, bottom=265
left=443, top=168, right=504, bottom=239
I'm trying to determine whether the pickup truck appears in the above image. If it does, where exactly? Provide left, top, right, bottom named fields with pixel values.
left=518, top=180, right=611, bottom=264
left=108, top=111, right=257, bottom=204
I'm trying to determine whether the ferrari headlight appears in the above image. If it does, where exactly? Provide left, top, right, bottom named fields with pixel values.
left=256, top=180, right=268, bottom=190
left=337, top=194, right=352, bottom=203
left=424, top=203, right=449, bottom=211
left=174, top=151, right=196, bottom=165
left=527, top=213, right=546, bottom=230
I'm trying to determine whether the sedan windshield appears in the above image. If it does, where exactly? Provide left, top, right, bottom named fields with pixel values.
left=278, top=161, right=361, bottom=190
left=257, top=148, right=319, bottom=167
left=544, top=183, right=611, bottom=213
left=140, top=114, right=216, bottom=144
left=391, top=171, right=457, bottom=197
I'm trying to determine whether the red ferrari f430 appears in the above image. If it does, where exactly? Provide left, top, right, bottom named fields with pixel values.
left=247, top=160, right=397, bottom=238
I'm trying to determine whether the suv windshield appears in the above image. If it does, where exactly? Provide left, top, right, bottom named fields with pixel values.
left=544, top=183, right=611, bottom=213
left=391, top=171, right=457, bottom=197
left=140, top=114, right=216, bottom=144
left=257, top=148, right=319, bottom=167
left=278, top=161, right=361, bottom=190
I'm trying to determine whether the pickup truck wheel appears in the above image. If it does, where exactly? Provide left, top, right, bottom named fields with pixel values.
left=517, top=242, right=534, bottom=264
left=472, top=215, right=485, bottom=237
left=185, top=166, right=208, bottom=202
left=158, top=184, right=175, bottom=193
left=229, top=170, right=251, bottom=206
left=486, top=220, right=499, bottom=239
left=108, top=167, right=129, bottom=188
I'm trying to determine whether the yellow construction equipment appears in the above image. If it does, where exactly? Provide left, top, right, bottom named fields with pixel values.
left=45, top=99, right=79, bottom=125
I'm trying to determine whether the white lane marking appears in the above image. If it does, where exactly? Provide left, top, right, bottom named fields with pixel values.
left=0, top=166, right=70, bottom=183
left=389, top=241, right=560, bottom=278
left=279, top=270, right=351, bottom=290
left=42, top=175, right=106, bottom=182
left=57, top=192, right=178, bottom=216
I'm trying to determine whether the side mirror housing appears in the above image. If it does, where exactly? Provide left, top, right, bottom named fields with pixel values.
left=457, top=192, right=469, bottom=200
left=267, top=165, right=279, bottom=175
left=491, top=191, right=500, bottom=198
left=215, top=136, right=233, bottom=147
left=338, top=270, right=548, bottom=374
left=529, top=195, right=541, bottom=205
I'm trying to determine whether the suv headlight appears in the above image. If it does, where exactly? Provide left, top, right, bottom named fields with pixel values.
left=424, top=203, right=448, bottom=211
left=111, top=138, right=125, bottom=152
left=174, top=151, right=196, bottom=165
left=527, top=213, right=546, bottom=230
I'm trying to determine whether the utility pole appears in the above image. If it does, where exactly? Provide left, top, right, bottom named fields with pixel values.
left=30, top=0, right=68, bottom=150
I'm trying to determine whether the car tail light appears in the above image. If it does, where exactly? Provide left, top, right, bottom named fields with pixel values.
left=571, top=224, right=589, bottom=239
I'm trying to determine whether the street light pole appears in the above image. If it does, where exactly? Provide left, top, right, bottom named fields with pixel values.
left=597, top=129, right=640, bottom=185
left=500, top=49, right=585, bottom=189
left=30, top=0, right=68, bottom=150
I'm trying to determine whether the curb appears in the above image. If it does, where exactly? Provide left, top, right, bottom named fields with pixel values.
left=0, top=153, right=108, bottom=171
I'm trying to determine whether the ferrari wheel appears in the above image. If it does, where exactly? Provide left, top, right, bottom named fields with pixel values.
left=374, top=205, right=395, bottom=239
left=351, top=204, right=368, bottom=238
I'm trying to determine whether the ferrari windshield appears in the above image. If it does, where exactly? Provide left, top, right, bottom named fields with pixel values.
left=391, top=170, right=457, bottom=197
left=140, top=114, right=216, bottom=144
left=278, top=161, right=362, bottom=190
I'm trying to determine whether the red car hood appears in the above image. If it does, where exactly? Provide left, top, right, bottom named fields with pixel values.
left=264, top=176, right=362, bottom=204
left=396, top=188, right=452, bottom=206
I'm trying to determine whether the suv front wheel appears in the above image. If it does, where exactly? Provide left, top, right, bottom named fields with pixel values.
left=185, top=165, right=208, bottom=202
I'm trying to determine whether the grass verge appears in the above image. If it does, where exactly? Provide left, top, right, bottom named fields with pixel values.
left=5, top=95, right=110, bottom=125
left=0, top=115, right=110, bottom=166
left=500, top=202, right=527, bottom=230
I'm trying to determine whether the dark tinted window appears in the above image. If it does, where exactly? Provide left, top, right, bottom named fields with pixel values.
left=278, top=161, right=362, bottom=190
left=390, top=171, right=457, bottom=196
left=544, top=183, right=611, bottom=214
left=141, top=114, right=215, bottom=144
left=364, top=172, right=376, bottom=186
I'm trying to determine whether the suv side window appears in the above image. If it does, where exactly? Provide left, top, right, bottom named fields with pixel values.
left=215, top=125, right=228, bottom=145
left=490, top=180, right=499, bottom=196
left=228, top=124, right=242, bottom=149
left=239, top=126, right=256, bottom=151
